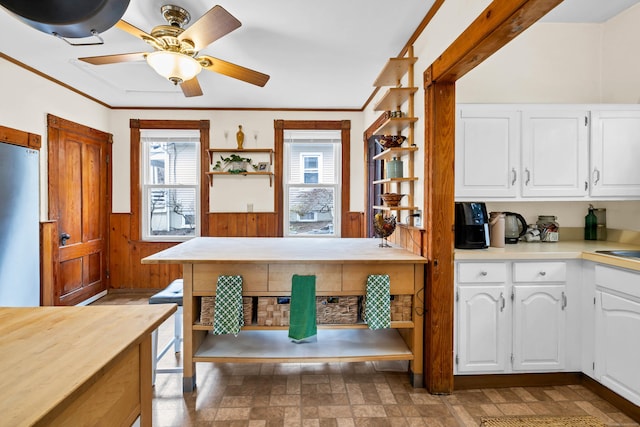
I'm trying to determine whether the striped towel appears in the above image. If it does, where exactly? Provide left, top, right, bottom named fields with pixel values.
left=288, top=274, right=317, bottom=342
left=365, top=274, right=391, bottom=330
left=213, top=275, right=244, bottom=336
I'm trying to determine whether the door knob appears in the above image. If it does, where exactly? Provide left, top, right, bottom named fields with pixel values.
left=60, top=233, right=71, bottom=246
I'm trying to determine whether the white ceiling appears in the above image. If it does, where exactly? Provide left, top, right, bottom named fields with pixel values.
left=1, top=0, right=638, bottom=110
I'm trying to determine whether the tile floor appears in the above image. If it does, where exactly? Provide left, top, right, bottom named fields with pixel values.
left=93, top=293, right=639, bottom=427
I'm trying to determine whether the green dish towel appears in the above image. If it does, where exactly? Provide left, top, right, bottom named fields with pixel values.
left=365, top=274, right=391, bottom=330
left=213, top=275, right=244, bottom=336
left=288, top=274, right=317, bottom=342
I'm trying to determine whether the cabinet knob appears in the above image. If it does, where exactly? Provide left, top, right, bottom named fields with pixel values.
left=539, top=271, right=546, bottom=276
left=480, top=271, right=488, bottom=276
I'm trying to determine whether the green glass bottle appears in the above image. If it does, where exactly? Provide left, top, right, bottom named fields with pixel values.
left=584, top=205, right=597, bottom=240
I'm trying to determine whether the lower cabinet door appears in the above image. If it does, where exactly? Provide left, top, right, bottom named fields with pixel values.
left=595, top=291, right=640, bottom=406
left=456, top=285, right=508, bottom=373
left=512, top=285, right=566, bottom=371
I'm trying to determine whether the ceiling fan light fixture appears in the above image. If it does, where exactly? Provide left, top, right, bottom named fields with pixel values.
left=146, top=51, right=201, bottom=84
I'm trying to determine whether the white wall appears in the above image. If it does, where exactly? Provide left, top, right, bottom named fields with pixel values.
left=109, top=109, right=364, bottom=213
left=602, top=4, right=640, bottom=103
left=0, top=58, right=111, bottom=219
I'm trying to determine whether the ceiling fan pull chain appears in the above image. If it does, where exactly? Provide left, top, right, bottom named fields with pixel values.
left=53, top=29, right=104, bottom=47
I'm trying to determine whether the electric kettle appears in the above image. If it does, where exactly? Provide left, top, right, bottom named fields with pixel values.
left=503, top=212, right=527, bottom=244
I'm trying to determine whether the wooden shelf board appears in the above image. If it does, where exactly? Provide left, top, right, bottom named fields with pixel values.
left=206, top=171, right=273, bottom=176
left=373, top=57, right=417, bottom=87
left=207, top=148, right=274, bottom=153
left=373, top=205, right=419, bottom=211
left=192, top=321, right=414, bottom=331
left=193, top=328, right=413, bottom=362
left=373, top=87, right=418, bottom=112
left=373, top=177, right=418, bottom=185
left=374, top=117, right=418, bottom=135
left=373, top=146, right=418, bottom=161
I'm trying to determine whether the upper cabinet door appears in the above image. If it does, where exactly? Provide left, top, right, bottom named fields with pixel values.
left=521, top=110, right=589, bottom=198
left=455, top=108, right=520, bottom=198
left=591, top=110, right=640, bottom=198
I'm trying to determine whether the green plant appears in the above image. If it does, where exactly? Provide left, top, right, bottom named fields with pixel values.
left=216, top=154, right=254, bottom=174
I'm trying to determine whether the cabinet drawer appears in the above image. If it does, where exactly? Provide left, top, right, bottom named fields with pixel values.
left=193, top=263, right=268, bottom=293
left=595, top=265, right=640, bottom=298
left=342, top=264, right=415, bottom=294
left=457, top=263, right=507, bottom=283
left=268, top=264, right=342, bottom=293
left=513, top=262, right=566, bottom=283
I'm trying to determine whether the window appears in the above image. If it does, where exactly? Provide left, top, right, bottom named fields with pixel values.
left=141, top=129, right=200, bottom=241
left=302, top=154, right=320, bottom=183
left=284, top=130, right=341, bottom=237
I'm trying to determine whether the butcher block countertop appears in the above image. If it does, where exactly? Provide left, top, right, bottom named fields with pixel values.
left=0, top=305, right=176, bottom=427
left=455, top=240, right=640, bottom=271
left=142, top=237, right=428, bottom=264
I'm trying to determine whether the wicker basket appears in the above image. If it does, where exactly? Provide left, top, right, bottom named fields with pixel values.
left=316, top=296, right=359, bottom=324
left=362, top=295, right=412, bottom=322
left=256, top=297, right=291, bottom=326
left=198, top=296, right=253, bottom=326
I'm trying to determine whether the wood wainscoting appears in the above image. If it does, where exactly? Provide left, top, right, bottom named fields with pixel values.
left=109, top=211, right=365, bottom=290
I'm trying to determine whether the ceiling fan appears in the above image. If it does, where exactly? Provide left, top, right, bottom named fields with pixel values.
left=78, top=4, right=270, bottom=97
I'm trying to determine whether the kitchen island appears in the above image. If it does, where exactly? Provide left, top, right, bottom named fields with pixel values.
left=0, top=304, right=176, bottom=427
left=142, top=237, right=428, bottom=392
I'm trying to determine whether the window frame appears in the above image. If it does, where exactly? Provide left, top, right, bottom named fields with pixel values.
left=130, top=119, right=210, bottom=242
left=274, top=120, right=350, bottom=237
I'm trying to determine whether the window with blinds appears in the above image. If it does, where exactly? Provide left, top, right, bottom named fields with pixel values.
left=141, top=129, right=200, bottom=241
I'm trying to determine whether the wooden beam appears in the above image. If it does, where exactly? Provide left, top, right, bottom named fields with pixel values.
left=421, top=0, right=563, bottom=393
left=423, top=76, right=456, bottom=393
left=430, top=0, right=563, bottom=83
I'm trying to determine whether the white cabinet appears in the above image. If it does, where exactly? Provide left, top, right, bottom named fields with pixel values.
left=455, top=262, right=509, bottom=373
left=455, top=108, right=520, bottom=198
left=456, top=104, right=640, bottom=200
left=521, top=110, right=589, bottom=197
left=594, top=265, right=640, bottom=406
left=590, top=110, right=640, bottom=197
left=512, top=285, right=566, bottom=371
left=455, top=260, right=573, bottom=375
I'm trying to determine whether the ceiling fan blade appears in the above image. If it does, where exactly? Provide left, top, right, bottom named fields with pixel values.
left=79, top=52, right=147, bottom=65
left=179, top=5, right=241, bottom=51
left=199, top=55, right=270, bottom=87
left=180, top=77, right=203, bottom=97
left=115, top=20, right=154, bottom=41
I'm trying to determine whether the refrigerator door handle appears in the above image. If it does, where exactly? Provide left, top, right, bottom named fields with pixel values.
left=60, top=233, right=71, bottom=246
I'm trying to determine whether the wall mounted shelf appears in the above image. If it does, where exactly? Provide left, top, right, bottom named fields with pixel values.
left=206, top=148, right=274, bottom=187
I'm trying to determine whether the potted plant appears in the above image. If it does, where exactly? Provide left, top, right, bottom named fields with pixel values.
left=212, top=154, right=257, bottom=174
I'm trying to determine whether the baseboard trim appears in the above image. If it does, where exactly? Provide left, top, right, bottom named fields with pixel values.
left=454, top=373, right=640, bottom=423
left=454, top=372, right=582, bottom=390
left=580, top=375, right=640, bottom=424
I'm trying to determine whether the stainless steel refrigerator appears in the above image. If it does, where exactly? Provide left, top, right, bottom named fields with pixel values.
left=0, top=141, right=39, bottom=306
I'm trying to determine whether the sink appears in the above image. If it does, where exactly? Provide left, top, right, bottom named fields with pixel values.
left=595, top=250, right=640, bottom=259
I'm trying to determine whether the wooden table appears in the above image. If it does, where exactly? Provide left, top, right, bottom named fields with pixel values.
left=143, top=237, right=427, bottom=392
left=0, top=305, right=176, bottom=427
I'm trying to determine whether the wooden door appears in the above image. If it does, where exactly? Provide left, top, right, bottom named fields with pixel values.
left=47, top=115, right=111, bottom=306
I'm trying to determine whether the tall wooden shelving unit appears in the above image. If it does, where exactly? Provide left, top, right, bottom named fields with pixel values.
left=370, top=48, right=419, bottom=226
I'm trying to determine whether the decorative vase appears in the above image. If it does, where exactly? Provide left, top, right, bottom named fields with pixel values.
left=236, top=125, right=244, bottom=149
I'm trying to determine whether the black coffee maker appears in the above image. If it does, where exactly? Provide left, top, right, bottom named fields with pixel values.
left=455, top=202, right=490, bottom=249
